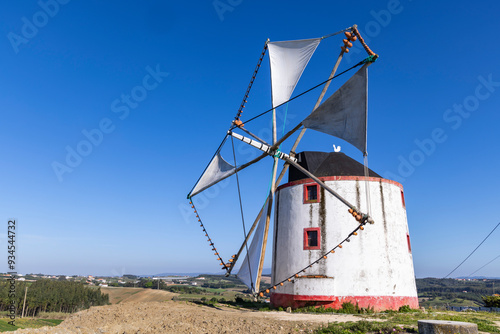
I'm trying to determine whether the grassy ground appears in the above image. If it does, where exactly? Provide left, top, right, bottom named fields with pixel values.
left=101, top=287, right=142, bottom=304
left=316, top=320, right=417, bottom=334
left=173, top=289, right=242, bottom=302
left=194, top=298, right=500, bottom=333
left=33, top=312, right=69, bottom=320
left=207, top=299, right=500, bottom=333
left=0, top=318, right=63, bottom=332
left=419, top=296, right=482, bottom=308
left=101, top=286, right=175, bottom=304
left=317, top=309, right=500, bottom=333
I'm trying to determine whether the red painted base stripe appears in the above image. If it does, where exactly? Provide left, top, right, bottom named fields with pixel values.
left=271, top=293, right=419, bottom=311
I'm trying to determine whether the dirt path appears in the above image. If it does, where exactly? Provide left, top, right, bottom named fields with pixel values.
left=101, top=287, right=176, bottom=304
left=12, top=300, right=364, bottom=333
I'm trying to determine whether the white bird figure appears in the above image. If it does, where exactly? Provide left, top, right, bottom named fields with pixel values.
left=333, top=144, right=341, bottom=152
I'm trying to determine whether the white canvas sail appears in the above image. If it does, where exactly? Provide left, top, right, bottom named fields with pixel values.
left=302, top=63, right=370, bottom=154
left=190, top=153, right=235, bottom=197
left=268, top=38, right=321, bottom=109
left=237, top=199, right=270, bottom=293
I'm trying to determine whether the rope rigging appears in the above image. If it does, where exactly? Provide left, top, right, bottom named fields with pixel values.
left=234, top=58, right=370, bottom=128
left=230, top=135, right=254, bottom=290
left=444, top=221, right=500, bottom=278
left=187, top=134, right=229, bottom=199
left=257, top=218, right=371, bottom=297
left=468, top=253, right=500, bottom=277
left=320, top=26, right=355, bottom=40
left=188, top=199, right=230, bottom=273
left=233, top=40, right=269, bottom=126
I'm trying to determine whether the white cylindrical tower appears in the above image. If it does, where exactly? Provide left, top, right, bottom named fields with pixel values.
left=271, top=151, right=418, bottom=311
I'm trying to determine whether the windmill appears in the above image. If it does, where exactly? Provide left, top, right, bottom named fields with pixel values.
left=187, top=25, right=418, bottom=311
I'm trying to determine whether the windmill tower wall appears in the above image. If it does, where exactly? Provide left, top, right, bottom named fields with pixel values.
left=270, top=152, right=418, bottom=311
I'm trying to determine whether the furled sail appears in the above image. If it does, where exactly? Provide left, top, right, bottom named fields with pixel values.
left=302, top=63, right=370, bottom=154
left=237, top=198, right=270, bottom=293
left=190, top=153, right=235, bottom=197
left=268, top=38, right=321, bottom=109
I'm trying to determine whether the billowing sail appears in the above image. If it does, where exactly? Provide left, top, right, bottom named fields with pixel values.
left=190, top=153, right=235, bottom=197
left=237, top=198, right=270, bottom=293
left=302, top=63, right=370, bottom=154
left=268, top=38, right=321, bottom=109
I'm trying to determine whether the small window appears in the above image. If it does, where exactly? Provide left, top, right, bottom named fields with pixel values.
left=401, top=190, right=406, bottom=208
left=307, top=230, right=318, bottom=246
left=304, top=227, right=321, bottom=250
left=406, top=234, right=412, bottom=253
left=303, top=183, right=320, bottom=204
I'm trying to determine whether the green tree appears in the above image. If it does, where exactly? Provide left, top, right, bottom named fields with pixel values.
left=482, top=295, right=500, bottom=307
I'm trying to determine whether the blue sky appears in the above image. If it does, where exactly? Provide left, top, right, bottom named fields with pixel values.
left=0, top=0, right=499, bottom=278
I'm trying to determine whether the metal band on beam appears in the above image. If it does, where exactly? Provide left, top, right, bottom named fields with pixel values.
left=228, top=131, right=297, bottom=163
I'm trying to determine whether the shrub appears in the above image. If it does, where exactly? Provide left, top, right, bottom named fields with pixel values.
left=317, top=320, right=416, bottom=334
left=338, top=302, right=360, bottom=314
left=399, top=305, right=412, bottom=312
left=482, top=295, right=500, bottom=307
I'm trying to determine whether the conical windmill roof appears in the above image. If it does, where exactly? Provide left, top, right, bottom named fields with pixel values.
left=288, top=151, right=380, bottom=183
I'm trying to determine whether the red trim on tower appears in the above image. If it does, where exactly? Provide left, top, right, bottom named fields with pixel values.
left=303, top=227, right=321, bottom=250
left=277, top=176, right=403, bottom=192
left=271, top=293, right=419, bottom=311
left=303, top=183, right=320, bottom=204
left=407, top=234, right=412, bottom=253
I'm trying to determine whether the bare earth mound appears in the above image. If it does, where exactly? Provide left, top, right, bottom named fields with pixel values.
left=12, top=300, right=362, bottom=333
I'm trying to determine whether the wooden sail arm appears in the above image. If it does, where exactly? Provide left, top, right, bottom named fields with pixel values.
left=282, top=155, right=374, bottom=224
left=227, top=131, right=297, bottom=163
left=227, top=131, right=370, bottom=222
left=255, top=103, right=280, bottom=292
left=351, top=24, right=378, bottom=58
left=234, top=124, right=268, bottom=145
left=255, top=189, right=274, bottom=292
left=278, top=44, right=348, bottom=170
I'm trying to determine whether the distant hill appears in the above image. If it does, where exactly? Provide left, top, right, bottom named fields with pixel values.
left=146, top=273, right=208, bottom=277
left=151, top=268, right=273, bottom=277
left=456, top=276, right=500, bottom=280
left=416, top=277, right=500, bottom=308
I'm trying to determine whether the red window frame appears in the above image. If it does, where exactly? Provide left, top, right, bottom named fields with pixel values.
left=401, top=190, right=406, bottom=208
left=303, top=183, right=320, bottom=204
left=406, top=234, right=412, bottom=253
left=303, top=227, right=321, bottom=250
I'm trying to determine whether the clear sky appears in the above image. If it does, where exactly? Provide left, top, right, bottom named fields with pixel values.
left=1, top=0, right=499, bottom=278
